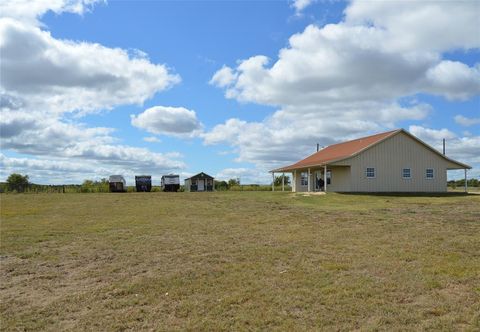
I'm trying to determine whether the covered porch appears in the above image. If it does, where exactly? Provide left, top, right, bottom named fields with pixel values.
left=271, top=164, right=351, bottom=193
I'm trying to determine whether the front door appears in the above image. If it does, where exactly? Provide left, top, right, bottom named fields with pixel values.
left=198, top=179, right=205, bottom=191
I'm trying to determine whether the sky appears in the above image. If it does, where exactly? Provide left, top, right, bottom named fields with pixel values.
left=1, top=0, right=479, bottom=185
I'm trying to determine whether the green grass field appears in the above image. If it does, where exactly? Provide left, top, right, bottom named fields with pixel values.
left=1, top=192, right=479, bottom=331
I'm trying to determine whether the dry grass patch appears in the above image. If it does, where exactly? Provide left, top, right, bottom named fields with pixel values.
left=1, top=192, right=479, bottom=330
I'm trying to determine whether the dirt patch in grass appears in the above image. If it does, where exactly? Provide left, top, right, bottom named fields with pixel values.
left=1, top=192, right=479, bottom=330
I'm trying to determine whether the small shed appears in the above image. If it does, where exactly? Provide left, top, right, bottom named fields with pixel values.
left=135, top=175, right=152, bottom=192
left=184, top=172, right=214, bottom=192
left=109, top=175, right=126, bottom=192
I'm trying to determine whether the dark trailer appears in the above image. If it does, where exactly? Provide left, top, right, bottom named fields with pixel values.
left=135, top=175, right=152, bottom=192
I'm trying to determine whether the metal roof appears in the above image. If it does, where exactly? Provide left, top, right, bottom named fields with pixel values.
left=185, top=172, right=214, bottom=180
left=271, top=129, right=471, bottom=172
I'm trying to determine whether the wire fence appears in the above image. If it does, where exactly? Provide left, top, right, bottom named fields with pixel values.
left=0, top=183, right=292, bottom=193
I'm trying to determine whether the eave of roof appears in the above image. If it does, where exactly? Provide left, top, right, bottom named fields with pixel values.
left=185, top=172, right=214, bottom=180
left=399, top=129, right=471, bottom=170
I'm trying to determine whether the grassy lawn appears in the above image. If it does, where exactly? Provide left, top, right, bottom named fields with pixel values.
left=1, top=192, right=479, bottom=331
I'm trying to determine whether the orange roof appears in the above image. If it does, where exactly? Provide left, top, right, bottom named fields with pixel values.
left=272, top=129, right=400, bottom=172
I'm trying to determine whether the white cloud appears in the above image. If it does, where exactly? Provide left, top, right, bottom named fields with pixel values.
left=409, top=125, right=457, bottom=142
left=454, top=115, right=480, bottom=127
left=209, top=65, right=237, bottom=88
left=345, top=0, right=480, bottom=52
left=0, top=111, right=186, bottom=181
left=0, top=109, right=115, bottom=155
left=215, top=167, right=271, bottom=184
left=0, top=1, right=187, bottom=184
left=291, top=0, right=314, bottom=14
left=203, top=102, right=431, bottom=169
left=131, top=106, right=203, bottom=137
left=0, top=18, right=180, bottom=115
left=0, top=0, right=104, bottom=26
left=408, top=125, right=480, bottom=178
left=425, top=61, right=480, bottom=100
left=207, top=0, right=480, bottom=174
left=143, top=136, right=161, bottom=143
left=0, top=152, right=184, bottom=185
left=203, top=118, right=249, bottom=146
left=211, top=24, right=478, bottom=106
left=0, top=109, right=40, bottom=139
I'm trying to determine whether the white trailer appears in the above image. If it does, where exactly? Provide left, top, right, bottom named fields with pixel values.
left=109, top=175, right=127, bottom=192
left=161, top=174, right=180, bottom=192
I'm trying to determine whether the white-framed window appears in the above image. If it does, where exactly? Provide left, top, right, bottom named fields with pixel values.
left=365, top=167, right=375, bottom=178
left=426, top=168, right=434, bottom=179
left=402, top=168, right=411, bottom=179
left=301, top=172, right=308, bottom=186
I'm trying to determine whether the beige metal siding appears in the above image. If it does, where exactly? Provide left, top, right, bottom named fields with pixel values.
left=344, top=132, right=449, bottom=192
left=184, top=179, right=191, bottom=192
left=327, top=166, right=351, bottom=192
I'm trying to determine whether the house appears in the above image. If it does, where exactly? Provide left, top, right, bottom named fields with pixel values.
left=271, top=129, right=471, bottom=193
left=184, top=172, right=214, bottom=192
left=108, top=175, right=126, bottom=192
left=161, top=174, right=180, bottom=192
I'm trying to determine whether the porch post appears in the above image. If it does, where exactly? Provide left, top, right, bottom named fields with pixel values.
left=465, top=169, right=468, bottom=193
left=324, top=164, right=327, bottom=193
left=282, top=172, right=285, bottom=191
left=293, top=170, right=296, bottom=192
left=307, top=168, right=311, bottom=192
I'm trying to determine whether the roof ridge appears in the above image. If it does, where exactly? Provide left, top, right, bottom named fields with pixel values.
left=324, top=129, right=401, bottom=149
left=296, top=129, right=401, bottom=160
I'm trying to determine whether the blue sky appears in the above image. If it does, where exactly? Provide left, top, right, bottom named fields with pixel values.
left=1, top=0, right=479, bottom=184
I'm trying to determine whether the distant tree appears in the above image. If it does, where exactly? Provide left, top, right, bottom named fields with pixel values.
left=447, top=178, right=479, bottom=189
left=99, top=178, right=109, bottom=192
left=214, top=180, right=228, bottom=191
left=81, top=180, right=94, bottom=193
left=274, top=175, right=290, bottom=186
left=6, top=173, right=29, bottom=192
left=81, top=179, right=109, bottom=193
left=228, top=178, right=240, bottom=187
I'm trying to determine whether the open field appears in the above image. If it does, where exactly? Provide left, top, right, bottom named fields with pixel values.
left=1, top=192, right=479, bottom=331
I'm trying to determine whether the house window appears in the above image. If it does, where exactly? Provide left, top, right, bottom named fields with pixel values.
left=402, top=168, right=411, bottom=179
left=366, top=167, right=375, bottom=178
left=326, top=170, right=331, bottom=185
left=301, top=172, right=308, bottom=186
left=426, top=168, right=434, bottom=179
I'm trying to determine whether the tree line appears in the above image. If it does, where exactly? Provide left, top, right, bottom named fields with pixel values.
left=1, top=173, right=292, bottom=193
left=3, top=173, right=477, bottom=193
left=447, top=178, right=479, bottom=188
